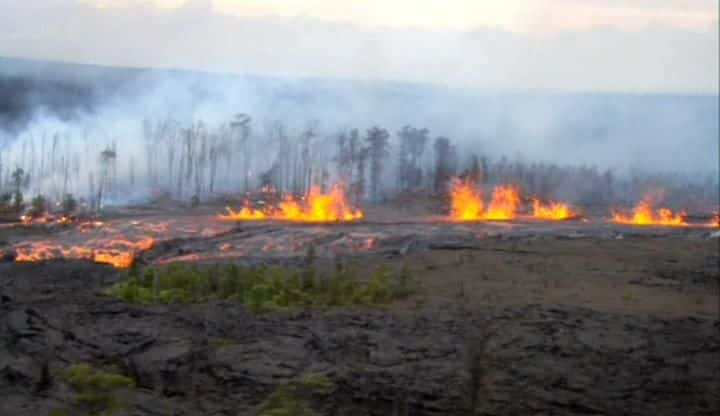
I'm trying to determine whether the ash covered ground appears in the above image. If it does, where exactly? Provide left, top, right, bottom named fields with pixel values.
left=0, top=205, right=718, bottom=415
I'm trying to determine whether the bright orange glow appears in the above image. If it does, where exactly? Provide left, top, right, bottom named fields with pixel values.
left=20, top=214, right=74, bottom=225
left=15, top=237, right=155, bottom=268
left=484, top=185, right=521, bottom=220
left=709, top=212, right=719, bottom=228
left=532, top=199, right=577, bottom=220
left=449, top=178, right=484, bottom=220
left=219, top=184, right=364, bottom=223
left=612, top=196, right=687, bottom=226
left=449, top=179, right=519, bottom=221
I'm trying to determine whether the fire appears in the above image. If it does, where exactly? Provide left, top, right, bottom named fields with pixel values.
left=449, top=179, right=520, bottom=221
left=20, top=214, right=74, bottom=225
left=710, top=212, right=720, bottom=228
left=532, top=199, right=577, bottom=220
left=449, top=178, right=484, bottom=220
left=612, top=196, right=687, bottom=226
left=484, top=185, right=521, bottom=220
left=220, top=184, right=364, bottom=223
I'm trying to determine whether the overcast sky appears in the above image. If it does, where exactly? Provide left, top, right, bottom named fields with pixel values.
left=1, top=0, right=718, bottom=92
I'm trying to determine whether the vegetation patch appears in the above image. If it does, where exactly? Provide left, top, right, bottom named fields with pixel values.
left=260, top=373, right=333, bottom=416
left=107, top=256, right=414, bottom=312
left=54, top=363, right=135, bottom=416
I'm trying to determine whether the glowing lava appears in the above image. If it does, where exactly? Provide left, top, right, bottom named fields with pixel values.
left=612, top=196, right=687, bottom=227
left=220, top=184, right=363, bottom=223
left=532, top=199, right=577, bottom=220
left=449, top=179, right=520, bottom=221
left=15, top=237, right=156, bottom=268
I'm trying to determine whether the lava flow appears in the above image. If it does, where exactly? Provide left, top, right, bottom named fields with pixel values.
left=612, top=196, right=687, bottom=226
left=15, top=237, right=156, bottom=268
left=220, top=184, right=364, bottom=223
left=449, top=179, right=520, bottom=221
left=532, top=199, right=578, bottom=220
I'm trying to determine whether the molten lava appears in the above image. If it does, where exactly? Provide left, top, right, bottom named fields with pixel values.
left=220, top=184, right=363, bottom=223
left=449, top=179, right=520, bottom=221
left=15, top=237, right=156, bottom=268
left=532, top=199, right=577, bottom=220
left=612, top=197, right=687, bottom=227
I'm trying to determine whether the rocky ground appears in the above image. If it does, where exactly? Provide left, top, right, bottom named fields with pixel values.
left=0, top=216, right=719, bottom=415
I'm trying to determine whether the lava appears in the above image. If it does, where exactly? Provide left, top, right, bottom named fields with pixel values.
left=612, top=196, right=687, bottom=226
left=15, top=237, right=156, bottom=268
left=532, top=199, right=578, bottom=220
left=220, top=184, right=363, bottom=223
left=449, top=179, right=520, bottom=221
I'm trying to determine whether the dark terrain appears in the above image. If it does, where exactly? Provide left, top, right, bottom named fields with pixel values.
left=1, top=221, right=718, bottom=415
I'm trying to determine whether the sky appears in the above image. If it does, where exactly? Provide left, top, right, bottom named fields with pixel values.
left=0, top=0, right=718, bottom=92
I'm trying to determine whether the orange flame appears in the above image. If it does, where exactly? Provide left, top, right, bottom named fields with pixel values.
left=449, top=179, right=519, bottom=221
left=484, top=185, right=521, bottom=220
left=220, top=184, right=363, bottom=223
left=532, top=199, right=577, bottom=220
left=612, top=196, right=687, bottom=226
left=449, top=178, right=484, bottom=220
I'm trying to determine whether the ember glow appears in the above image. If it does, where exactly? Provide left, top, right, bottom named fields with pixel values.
left=449, top=179, right=519, bottom=221
left=612, top=196, right=687, bottom=226
left=220, top=184, right=364, bottom=223
left=709, top=212, right=720, bottom=228
left=532, top=199, right=577, bottom=220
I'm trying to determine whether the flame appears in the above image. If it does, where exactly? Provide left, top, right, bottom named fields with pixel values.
left=220, top=184, right=363, bottom=223
left=20, top=214, right=75, bottom=225
left=612, top=196, right=687, bottom=226
left=484, top=185, right=521, bottom=220
left=449, top=179, right=519, bottom=221
left=450, top=178, right=484, bottom=220
left=532, top=199, right=577, bottom=220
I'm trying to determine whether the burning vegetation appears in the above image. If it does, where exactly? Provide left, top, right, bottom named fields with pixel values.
left=532, top=199, right=578, bottom=221
left=220, top=184, right=363, bottom=223
left=612, top=196, right=688, bottom=227
left=449, top=178, right=578, bottom=221
left=450, top=179, right=521, bottom=221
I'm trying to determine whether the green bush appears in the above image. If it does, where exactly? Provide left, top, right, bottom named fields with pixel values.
left=63, top=363, right=135, bottom=415
left=107, top=261, right=414, bottom=312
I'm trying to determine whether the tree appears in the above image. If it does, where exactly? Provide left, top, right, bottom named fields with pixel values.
left=230, top=114, right=252, bottom=192
left=365, top=127, right=390, bottom=202
left=397, top=126, right=430, bottom=192
left=29, top=194, right=47, bottom=218
left=433, top=137, right=457, bottom=193
left=11, top=168, right=25, bottom=212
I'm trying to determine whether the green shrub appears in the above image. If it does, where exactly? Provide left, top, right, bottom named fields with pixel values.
left=63, top=363, right=135, bottom=415
left=107, top=261, right=414, bottom=312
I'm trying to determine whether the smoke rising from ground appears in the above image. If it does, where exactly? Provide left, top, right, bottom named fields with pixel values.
left=0, top=57, right=717, bottom=212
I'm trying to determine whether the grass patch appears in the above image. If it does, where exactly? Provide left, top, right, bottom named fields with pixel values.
left=57, top=363, right=135, bottom=415
left=107, top=260, right=414, bottom=312
left=260, top=373, right=333, bottom=416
